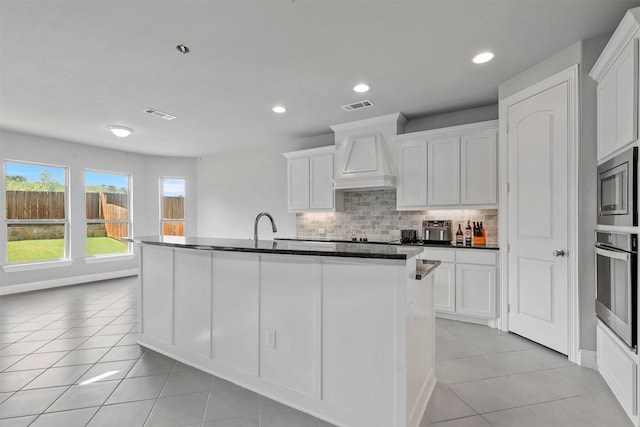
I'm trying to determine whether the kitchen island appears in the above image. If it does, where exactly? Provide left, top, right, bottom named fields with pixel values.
left=128, top=236, right=438, bottom=427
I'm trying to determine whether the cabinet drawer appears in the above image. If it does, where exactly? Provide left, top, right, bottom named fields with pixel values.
left=455, top=250, right=496, bottom=265
left=420, top=248, right=455, bottom=263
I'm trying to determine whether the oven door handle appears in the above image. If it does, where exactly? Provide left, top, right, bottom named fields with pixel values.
left=595, top=247, right=631, bottom=261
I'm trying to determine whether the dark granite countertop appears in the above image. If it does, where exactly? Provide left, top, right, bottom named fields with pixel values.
left=416, top=260, right=441, bottom=280
left=124, top=236, right=424, bottom=260
left=275, top=237, right=500, bottom=251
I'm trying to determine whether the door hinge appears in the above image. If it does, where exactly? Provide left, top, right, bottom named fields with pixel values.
left=508, top=303, right=511, bottom=313
left=507, top=243, right=510, bottom=252
left=507, top=183, right=510, bottom=193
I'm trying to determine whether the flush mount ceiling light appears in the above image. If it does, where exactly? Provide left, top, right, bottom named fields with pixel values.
left=353, top=83, right=370, bottom=93
left=108, top=125, right=134, bottom=138
left=472, top=51, right=495, bottom=64
left=272, top=105, right=287, bottom=113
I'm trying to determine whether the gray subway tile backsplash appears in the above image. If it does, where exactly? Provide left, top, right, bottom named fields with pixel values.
left=296, top=189, right=498, bottom=244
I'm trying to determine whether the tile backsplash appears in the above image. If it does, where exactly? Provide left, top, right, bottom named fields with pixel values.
left=296, top=189, right=498, bottom=244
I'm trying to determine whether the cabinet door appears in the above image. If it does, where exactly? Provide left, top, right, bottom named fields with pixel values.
left=597, top=39, right=638, bottom=160
left=455, top=263, right=496, bottom=318
left=288, top=157, right=310, bottom=210
left=433, top=262, right=455, bottom=313
left=428, top=137, right=460, bottom=206
left=309, top=153, right=334, bottom=210
left=597, top=71, right=616, bottom=160
left=397, top=140, right=427, bottom=209
left=460, top=131, right=497, bottom=205
left=613, top=40, right=638, bottom=152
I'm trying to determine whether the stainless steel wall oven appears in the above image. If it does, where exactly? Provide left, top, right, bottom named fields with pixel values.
left=595, top=231, right=638, bottom=351
left=597, top=146, right=637, bottom=226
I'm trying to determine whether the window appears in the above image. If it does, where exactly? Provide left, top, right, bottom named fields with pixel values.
left=5, top=161, right=68, bottom=264
left=85, top=171, right=130, bottom=256
left=160, top=178, right=185, bottom=236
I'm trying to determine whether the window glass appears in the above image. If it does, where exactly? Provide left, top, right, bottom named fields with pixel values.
left=5, top=161, right=68, bottom=263
left=161, top=178, right=185, bottom=236
left=85, top=171, right=130, bottom=256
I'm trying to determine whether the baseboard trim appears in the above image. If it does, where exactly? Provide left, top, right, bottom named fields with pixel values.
left=577, top=349, right=598, bottom=369
left=0, top=269, right=138, bottom=295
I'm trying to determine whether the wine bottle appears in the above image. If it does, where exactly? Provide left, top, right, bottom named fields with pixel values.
left=465, top=221, right=472, bottom=246
left=456, top=224, right=464, bottom=246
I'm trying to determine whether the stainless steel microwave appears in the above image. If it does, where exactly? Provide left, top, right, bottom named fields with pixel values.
left=597, top=147, right=637, bottom=226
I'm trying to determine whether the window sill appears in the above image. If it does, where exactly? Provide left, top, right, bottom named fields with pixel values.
left=84, top=254, right=136, bottom=264
left=2, top=259, right=74, bottom=273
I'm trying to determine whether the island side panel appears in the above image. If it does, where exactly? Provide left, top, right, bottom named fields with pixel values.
left=259, top=254, right=317, bottom=398
left=321, top=257, right=400, bottom=427
left=211, top=251, right=259, bottom=377
left=174, top=248, right=212, bottom=359
left=406, top=268, right=437, bottom=427
left=140, top=244, right=174, bottom=345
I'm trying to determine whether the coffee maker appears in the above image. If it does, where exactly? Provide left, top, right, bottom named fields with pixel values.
left=422, top=220, right=452, bottom=244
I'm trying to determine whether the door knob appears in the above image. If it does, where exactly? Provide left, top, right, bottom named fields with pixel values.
left=552, top=249, right=565, bottom=257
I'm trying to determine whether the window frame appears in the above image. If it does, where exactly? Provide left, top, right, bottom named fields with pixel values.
left=4, top=160, right=70, bottom=266
left=84, top=169, right=132, bottom=258
left=159, top=176, right=186, bottom=237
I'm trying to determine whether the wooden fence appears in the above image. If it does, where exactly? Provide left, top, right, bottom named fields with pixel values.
left=6, top=191, right=66, bottom=219
left=6, top=191, right=184, bottom=239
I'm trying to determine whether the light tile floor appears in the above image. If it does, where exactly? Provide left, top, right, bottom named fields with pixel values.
left=0, top=276, right=633, bottom=427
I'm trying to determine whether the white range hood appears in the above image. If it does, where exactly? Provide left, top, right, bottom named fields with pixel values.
left=330, top=113, right=406, bottom=191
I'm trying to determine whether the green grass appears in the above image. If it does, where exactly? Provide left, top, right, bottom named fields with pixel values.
left=7, top=237, right=128, bottom=263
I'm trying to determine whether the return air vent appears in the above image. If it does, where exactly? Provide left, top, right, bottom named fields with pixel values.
left=341, top=100, right=374, bottom=112
left=143, top=108, right=177, bottom=120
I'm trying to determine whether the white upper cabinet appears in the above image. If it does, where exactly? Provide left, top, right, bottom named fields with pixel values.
left=309, top=152, right=335, bottom=209
left=396, top=139, right=428, bottom=208
left=428, top=136, right=460, bottom=206
left=461, top=130, right=498, bottom=205
left=590, top=9, right=640, bottom=161
left=287, top=156, right=310, bottom=211
left=394, top=120, right=498, bottom=210
left=283, top=146, right=342, bottom=212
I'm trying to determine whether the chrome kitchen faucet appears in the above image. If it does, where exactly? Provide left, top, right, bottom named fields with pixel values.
left=254, top=212, right=278, bottom=242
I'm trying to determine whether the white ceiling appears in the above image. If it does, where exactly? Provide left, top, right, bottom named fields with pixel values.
left=1, top=0, right=638, bottom=157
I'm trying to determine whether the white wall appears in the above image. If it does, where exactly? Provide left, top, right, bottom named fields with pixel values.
left=196, top=134, right=333, bottom=239
left=0, top=130, right=197, bottom=293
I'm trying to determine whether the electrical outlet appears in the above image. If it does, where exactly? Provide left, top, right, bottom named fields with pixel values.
left=265, top=329, right=276, bottom=349
left=318, top=228, right=325, bottom=236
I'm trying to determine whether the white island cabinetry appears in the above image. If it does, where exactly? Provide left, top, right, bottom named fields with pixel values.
left=136, top=238, right=437, bottom=427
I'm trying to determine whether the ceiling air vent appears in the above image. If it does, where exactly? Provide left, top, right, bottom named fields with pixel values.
left=341, top=100, right=374, bottom=112
left=143, top=108, right=177, bottom=120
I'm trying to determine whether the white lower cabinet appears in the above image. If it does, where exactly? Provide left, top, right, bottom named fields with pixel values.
left=597, top=321, right=639, bottom=425
left=433, top=262, right=455, bottom=313
left=455, top=263, right=496, bottom=318
left=421, top=248, right=498, bottom=319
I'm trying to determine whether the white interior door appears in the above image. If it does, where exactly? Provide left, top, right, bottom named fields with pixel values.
left=507, top=81, right=569, bottom=355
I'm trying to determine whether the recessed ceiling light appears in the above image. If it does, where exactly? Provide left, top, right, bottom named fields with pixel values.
left=472, top=51, right=495, bottom=64
left=108, top=125, right=134, bottom=138
left=272, top=106, right=286, bottom=113
left=353, top=83, right=370, bottom=93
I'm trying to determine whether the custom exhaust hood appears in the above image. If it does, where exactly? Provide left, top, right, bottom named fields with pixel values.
left=330, top=113, right=406, bottom=191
